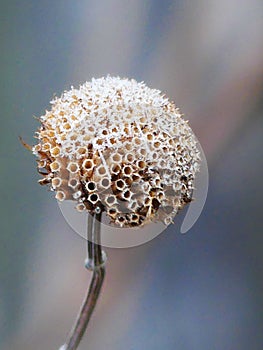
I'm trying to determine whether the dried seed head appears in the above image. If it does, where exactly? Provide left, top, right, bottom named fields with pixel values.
left=32, top=76, right=200, bottom=227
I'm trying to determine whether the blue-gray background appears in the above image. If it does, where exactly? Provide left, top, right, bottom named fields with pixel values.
left=1, top=1, right=263, bottom=349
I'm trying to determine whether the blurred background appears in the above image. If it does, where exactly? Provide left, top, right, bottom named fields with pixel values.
left=1, top=1, right=263, bottom=349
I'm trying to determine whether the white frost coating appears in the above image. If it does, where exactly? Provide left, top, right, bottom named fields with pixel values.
left=59, top=345, right=67, bottom=350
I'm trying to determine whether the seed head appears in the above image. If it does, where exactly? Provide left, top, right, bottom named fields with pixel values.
left=32, top=76, right=200, bottom=227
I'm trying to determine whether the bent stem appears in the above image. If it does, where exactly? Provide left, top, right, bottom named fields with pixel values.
left=60, top=207, right=106, bottom=350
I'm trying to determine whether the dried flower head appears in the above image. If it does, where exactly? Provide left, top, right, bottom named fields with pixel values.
left=32, top=76, right=200, bottom=227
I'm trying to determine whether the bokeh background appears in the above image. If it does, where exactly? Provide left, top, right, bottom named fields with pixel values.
left=1, top=1, right=263, bottom=349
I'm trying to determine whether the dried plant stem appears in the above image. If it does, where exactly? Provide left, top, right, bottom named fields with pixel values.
left=60, top=207, right=106, bottom=350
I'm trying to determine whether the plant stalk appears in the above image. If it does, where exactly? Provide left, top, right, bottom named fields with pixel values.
left=60, top=207, right=106, bottom=350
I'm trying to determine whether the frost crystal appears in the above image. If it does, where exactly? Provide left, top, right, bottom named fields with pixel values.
left=33, top=76, right=200, bottom=227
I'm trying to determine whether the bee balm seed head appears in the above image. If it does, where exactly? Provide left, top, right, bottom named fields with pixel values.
left=31, top=76, right=200, bottom=227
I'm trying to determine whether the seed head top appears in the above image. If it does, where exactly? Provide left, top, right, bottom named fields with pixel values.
left=32, top=76, right=200, bottom=227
